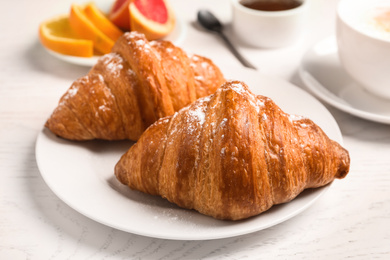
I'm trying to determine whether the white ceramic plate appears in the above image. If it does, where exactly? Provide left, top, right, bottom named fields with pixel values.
left=42, top=0, right=187, bottom=67
left=36, top=66, right=342, bottom=240
left=299, top=36, right=390, bottom=124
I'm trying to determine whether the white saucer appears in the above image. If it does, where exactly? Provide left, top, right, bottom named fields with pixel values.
left=299, top=36, right=390, bottom=124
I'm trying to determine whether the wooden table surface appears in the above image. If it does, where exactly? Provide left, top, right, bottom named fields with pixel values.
left=1, top=0, right=389, bottom=259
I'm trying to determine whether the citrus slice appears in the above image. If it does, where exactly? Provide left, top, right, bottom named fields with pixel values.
left=39, top=14, right=94, bottom=57
left=69, top=3, right=114, bottom=54
left=109, top=0, right=132, bottom=31
left=84, top=2, right=123, bottom=42
left=129, top=0, right=176, bottom=40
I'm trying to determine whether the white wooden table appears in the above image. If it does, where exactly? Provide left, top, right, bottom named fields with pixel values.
left=1, top=0, right=389, bottom=259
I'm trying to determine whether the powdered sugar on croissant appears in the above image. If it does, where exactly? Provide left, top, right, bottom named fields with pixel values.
left=45, top=32, right=225, bottom=141
left=115, top=80, right=350, bottom=220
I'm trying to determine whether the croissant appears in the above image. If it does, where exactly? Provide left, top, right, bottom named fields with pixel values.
left=45, top=32, right=225, bottom=141
left=115, top=80, right=350, bottom=220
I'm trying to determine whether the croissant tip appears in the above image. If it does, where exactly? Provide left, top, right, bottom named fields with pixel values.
left=114, top=163, right=128, bottom=185
left=336, top=152, right=351, bottom=179
left=327, top=141, right=351, bottom=180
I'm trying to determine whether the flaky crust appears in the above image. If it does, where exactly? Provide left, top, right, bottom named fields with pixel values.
left=45, top=32, right=225, bottom=141
left=115, top=81, right=350, bottom=220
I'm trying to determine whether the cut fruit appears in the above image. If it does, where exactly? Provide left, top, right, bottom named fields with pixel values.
left=39, top=14, right=94, bottom=57
left=129, top=0, right=176, bottom=40
left=69, top=3, right=114, bottom=54
left=109, top=0, right=132, bottom=31
left=133, top=0, right=168, bottom=23
left=84, top=2, right=124, bottom=42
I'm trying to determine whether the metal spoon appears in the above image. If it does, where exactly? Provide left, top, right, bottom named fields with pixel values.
left=197, top=9, right=257, bottom=70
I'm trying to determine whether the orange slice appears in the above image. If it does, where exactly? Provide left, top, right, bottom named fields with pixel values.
left=69, top=3, right=114, bottom=54
left=39, top=14, right=94, bottom=57
left=129, top=0, right=176, bottom=40
left=84, top=2, right=123, bottom=42
left=109, top=0, right=132, bottom=31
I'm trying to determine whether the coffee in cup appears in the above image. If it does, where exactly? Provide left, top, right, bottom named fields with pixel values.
left=231, top=0, right=308, bottom=48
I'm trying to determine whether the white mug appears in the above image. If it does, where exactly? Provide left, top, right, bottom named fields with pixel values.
left=230, top=0, right=308, bottom=48
left=337, top=0, right=390, bottom=99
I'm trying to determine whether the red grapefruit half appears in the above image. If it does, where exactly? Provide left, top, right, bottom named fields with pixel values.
left=129, top=0, right=176, bottom=40
left=109, top=0, right=132, bottom=31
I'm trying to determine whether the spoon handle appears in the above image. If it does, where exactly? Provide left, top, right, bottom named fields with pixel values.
left=218, top=32, right=257, bottom=70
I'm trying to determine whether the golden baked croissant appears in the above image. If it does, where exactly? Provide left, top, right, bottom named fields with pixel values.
left=45, top=32, right=225, bottom=141
left=115, top=80, right=350, bottom=220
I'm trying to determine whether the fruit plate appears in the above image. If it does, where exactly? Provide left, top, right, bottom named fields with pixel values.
left=35, top=66, right=342, bottom=240
left=41, top=0, right=187, bottom=67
